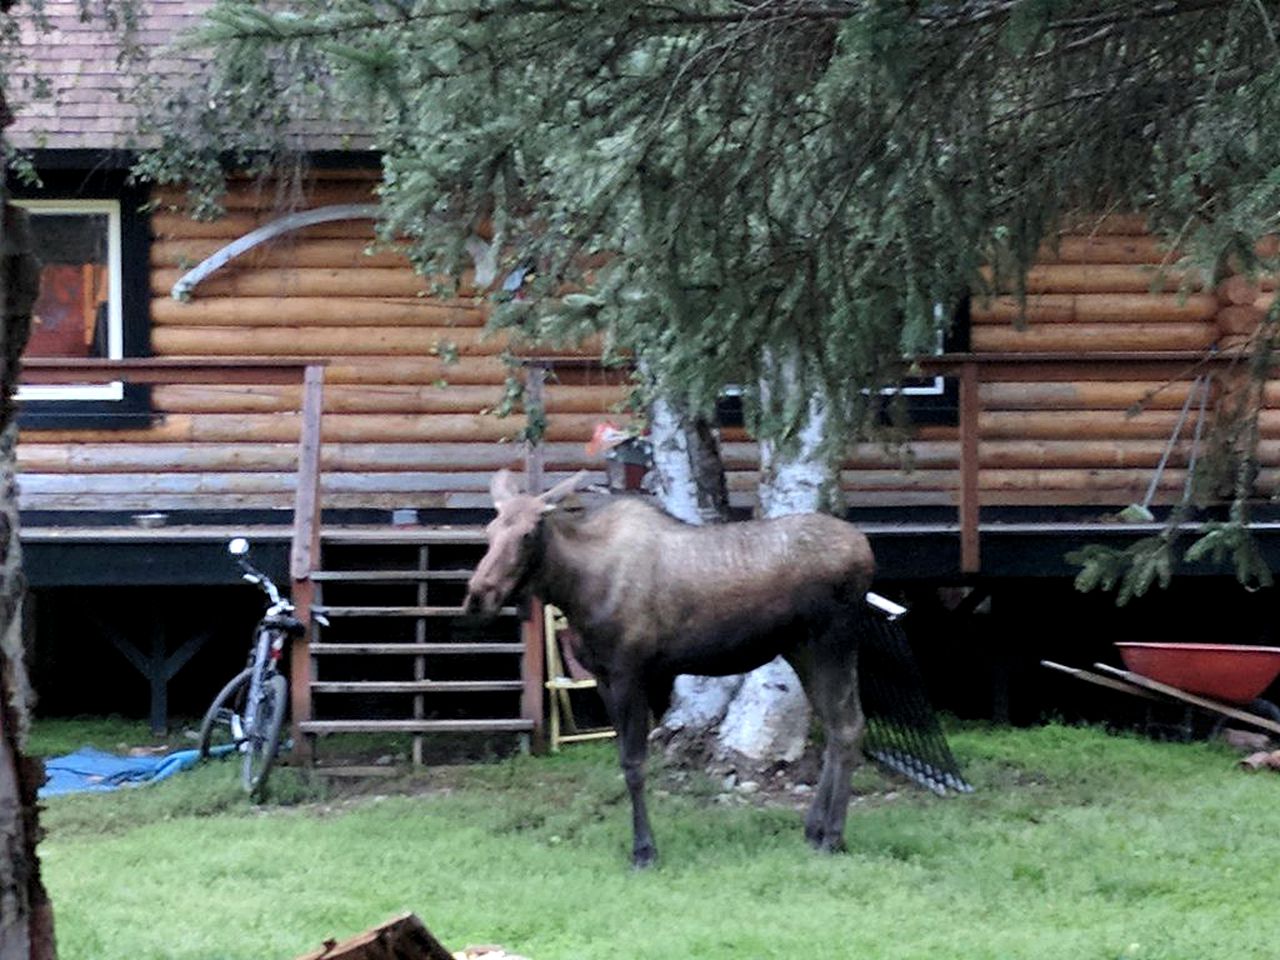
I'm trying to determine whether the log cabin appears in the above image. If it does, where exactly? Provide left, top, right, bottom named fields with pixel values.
left=8, top=0, right=1280, bottom=748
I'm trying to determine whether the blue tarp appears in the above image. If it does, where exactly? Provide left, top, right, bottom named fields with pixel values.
left=40, top=745, right=233, bottom=798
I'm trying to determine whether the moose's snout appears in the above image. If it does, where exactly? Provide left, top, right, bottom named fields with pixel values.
left=463, top=575, right=502, bottom=620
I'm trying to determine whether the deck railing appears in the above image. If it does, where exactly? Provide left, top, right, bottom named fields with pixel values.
left=919, top=350, right=1250, bottom=574
left=19, top=357, right=327, bottom=736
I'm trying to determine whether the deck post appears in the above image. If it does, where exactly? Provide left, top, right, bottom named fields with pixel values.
left=521, top=597, right=547, bottom=754
left=959, top=361, right=981, bottom=575
left=520, top=363, right=548, bottom=752
left=289, top=363, right=326, bottom=762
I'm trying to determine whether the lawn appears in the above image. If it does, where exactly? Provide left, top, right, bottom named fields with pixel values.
left=31, top=720, right=1280, bottom=960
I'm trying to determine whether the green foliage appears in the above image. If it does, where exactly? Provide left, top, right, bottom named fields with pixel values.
left=1068, top=535, right=1176, bottom=606
left=120, top=1, right=1280, bottom=445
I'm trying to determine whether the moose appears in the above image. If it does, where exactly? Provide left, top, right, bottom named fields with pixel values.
left=464, top=469, right=876, bottom=867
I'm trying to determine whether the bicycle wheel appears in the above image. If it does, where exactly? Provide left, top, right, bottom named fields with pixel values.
left=197, top=668, right=253, bottom=760
left=242, top=672, right=287, bottom=799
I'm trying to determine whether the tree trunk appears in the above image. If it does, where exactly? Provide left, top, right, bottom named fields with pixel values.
left=716, top=348, right=839, bottom=766
left=0, top=146, right=56, bottom=960
left=647, top=354, right=841, bottom=774
left=646, top=391, right=744, bottom=751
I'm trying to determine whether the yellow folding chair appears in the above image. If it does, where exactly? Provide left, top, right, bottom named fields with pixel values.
left=544, top=604, right=615, bottom=752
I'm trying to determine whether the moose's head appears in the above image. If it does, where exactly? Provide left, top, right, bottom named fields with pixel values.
left=463, top=469, right=587, bottom=618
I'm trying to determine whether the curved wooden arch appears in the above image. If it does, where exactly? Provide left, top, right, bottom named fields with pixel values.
left=169, top=203, right=380, bottom=300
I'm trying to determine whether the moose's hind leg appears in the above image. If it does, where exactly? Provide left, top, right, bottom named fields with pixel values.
left=788, top=630, right=865, bottom=853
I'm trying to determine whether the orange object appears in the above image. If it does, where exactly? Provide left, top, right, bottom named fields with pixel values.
left=1116, top=642, right=1280, bottom=704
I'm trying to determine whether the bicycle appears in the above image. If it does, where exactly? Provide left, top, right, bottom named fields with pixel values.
left=198, top=537, right=323, bottom=799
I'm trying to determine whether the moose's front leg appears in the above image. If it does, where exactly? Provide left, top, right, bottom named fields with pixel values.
left=605, top=676, right=658, bottom=868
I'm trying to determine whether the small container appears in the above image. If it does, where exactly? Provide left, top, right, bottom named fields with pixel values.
left=132, top=512, right=168, bottom=529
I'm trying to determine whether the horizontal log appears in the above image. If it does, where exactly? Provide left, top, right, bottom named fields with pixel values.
left=152, top=181, right=379, bottom=211
left=839, top=468, right=1196, bottom=493
left=15, top=441, right=603, bottom=475
left=23, top=465, right=1223, bottom=501
left=981, top=264, right=1197, bottom=294
left=152, top=326, right=492, bottom=357
left=152, top=297, right=487, bottom=328
left=26, top=435, right=1263, bottom=477
left=980, top=409, right=1197, bottom=440
left=151, top=211, right=378, bottom=242
left=152, top=383, right=626, bottom=415
left=326, top=357, right=513, bottom=386
left=978, top=380, right=1201, bottom=411
left=970, top=293, right=1218, bottom=324
left=151, top=266, right=480, bottom=300
left=151, top=238, right=412, bottom=270
left=971, top=323, right=1218, bottom=353
left=27, top=485, right=1213, bottom=513
left=16, top=470, right=590, bottom=497
left=1035, top=235, right=1175, bottom=264
left=1056, top=212, right=1151, bottom=235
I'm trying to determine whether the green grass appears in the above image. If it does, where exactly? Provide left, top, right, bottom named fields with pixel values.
left=34, top=722, right=1280, bottom=960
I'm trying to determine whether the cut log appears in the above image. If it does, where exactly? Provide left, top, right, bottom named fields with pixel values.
left=1217, top=275, right=1264, bottom=305
left=1216, top=305, right=1265, bottom=335
left=291, top=912, right=455, bottom=960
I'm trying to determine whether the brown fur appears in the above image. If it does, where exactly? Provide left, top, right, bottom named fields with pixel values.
left=465, top=471, right=875, bottom=867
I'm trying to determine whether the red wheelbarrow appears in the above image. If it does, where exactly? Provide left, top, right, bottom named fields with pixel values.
left=1043, top=642, right=1280, bottom=736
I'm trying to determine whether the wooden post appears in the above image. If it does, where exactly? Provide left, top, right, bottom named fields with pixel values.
left=959, top=361, right=981, bottom=575
left=289, top=363, right=326, bottom=762
left=524, top=363, right=546, bottom=495
left=521, top=597, right=546, bottom=754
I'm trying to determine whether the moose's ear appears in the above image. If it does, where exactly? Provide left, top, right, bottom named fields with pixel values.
left=490, top=469, right=522, bottom=506
left=539, top=470, right=589, bottom=506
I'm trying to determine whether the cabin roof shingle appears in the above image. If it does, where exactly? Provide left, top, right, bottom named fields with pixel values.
left=6, top=0, right=366, bottom=152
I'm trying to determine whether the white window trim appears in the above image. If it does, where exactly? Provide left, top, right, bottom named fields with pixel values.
left=13, top=198, right=125, bottom=402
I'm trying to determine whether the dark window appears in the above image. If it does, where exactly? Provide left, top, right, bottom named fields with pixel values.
left=714, top=298, right=972, bottom=429
left=11, top=169, right=151, bottom=429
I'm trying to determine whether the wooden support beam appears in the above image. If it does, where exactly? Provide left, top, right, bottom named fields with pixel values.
left=101, top=621, right=213, bottom=735
left=289, top=363, right=325, bottom=763
left=959, top=361, right=980, bottom=575
left=522, top=598, right=547, bottom=755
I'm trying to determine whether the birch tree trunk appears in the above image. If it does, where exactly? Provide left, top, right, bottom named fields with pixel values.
left=647, top=354, right=841, bottom=772
left=646, top=392, right=745, bottom=751
left=0, top=100, right=56, bottom=958
left=715, top=349, right=839, bottom=766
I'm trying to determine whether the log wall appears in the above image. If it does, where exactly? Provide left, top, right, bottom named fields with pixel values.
left=14, top=179, right=1275, bottom=514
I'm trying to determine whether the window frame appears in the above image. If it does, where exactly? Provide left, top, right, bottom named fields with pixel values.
left=14, top=197, right=127, bottom=402
left=9, top=168, right=153, bottom=430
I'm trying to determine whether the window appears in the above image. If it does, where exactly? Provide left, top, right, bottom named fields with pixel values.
left=16, top=199, right=125, bottom=401
left=10, top=169, right=151, bottom=428
left=713, top=299, right=971, bottom=429
left=876, top=298, right=971, bottom=427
